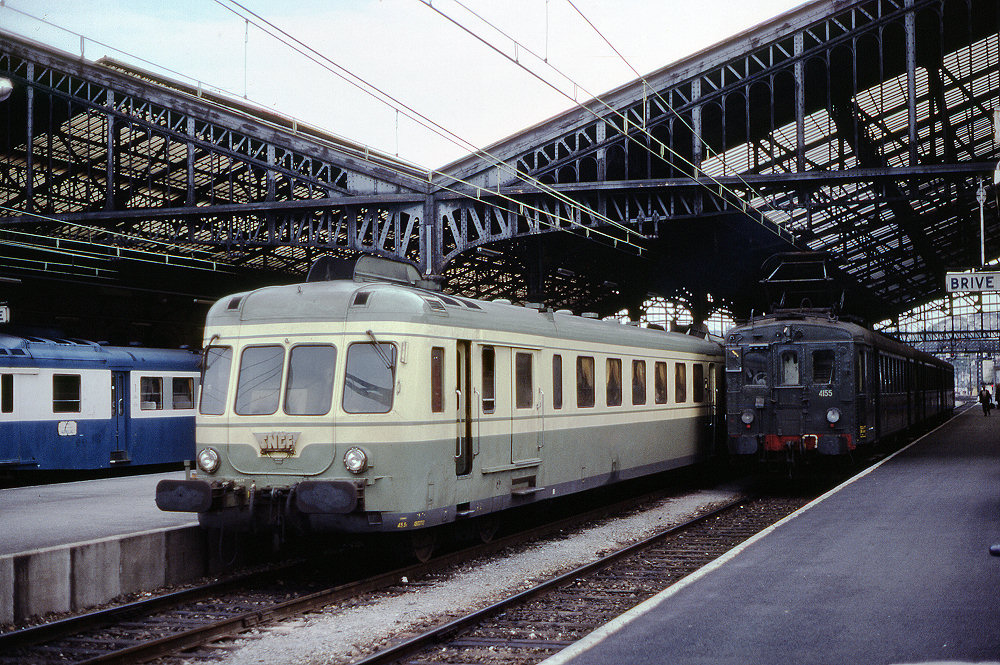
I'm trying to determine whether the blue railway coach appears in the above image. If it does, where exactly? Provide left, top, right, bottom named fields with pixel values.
left=0, top=334, right=200, bottom=473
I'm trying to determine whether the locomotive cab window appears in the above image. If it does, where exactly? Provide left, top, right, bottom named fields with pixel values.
left=343, top=342, right=397, bottom=414
left=1, top=374, right=12, bottom=413
left=235, top=346, right=284, bottom=416
left=606, top=358, right=622, bottom=407
left=577, top=356, right=595, bottom=408
left=286, top=345, right=337, bottom=415
left=779, top=350, right=799, bottom=385
left=812, top=350, right=836, bottom=385
left=53, top=374, right=81, bottom=413
left=140, top=377, right=163, bottom=410
left=200, top=346, right=233, bottom=416
left=744, top=349, right=768, bottom=385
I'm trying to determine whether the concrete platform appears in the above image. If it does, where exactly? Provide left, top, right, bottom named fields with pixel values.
left=0, top=472, right=203, bottom=625
left=544, top=406, right=1000, bottom=665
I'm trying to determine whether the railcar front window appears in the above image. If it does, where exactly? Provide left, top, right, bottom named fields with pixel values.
left=813, top=350, right=836, bottom=385
left=200, top=346, right=233, bottom=415
left=779, top=350, right=799, bottom=386
left=343, top=342, right=397, bottom=414
left=53, top=374, right=81, bottom=413
left=744, top=350, right=768, bottom=385
left=577, top=356, right=595, bottom=408
left=235, top=346, right=284, bottom=416
left=140, top=377, right=163, bottom=410
left=286, top=345, right=336, bottom=415
left=172, top=377, right=195, bottom=409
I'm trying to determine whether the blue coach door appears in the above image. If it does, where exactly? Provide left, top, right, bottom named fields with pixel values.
left=110, top=371, right=131, bottom=465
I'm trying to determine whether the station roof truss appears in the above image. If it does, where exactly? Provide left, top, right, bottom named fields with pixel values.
left=0, top=0, right=998, bottom=328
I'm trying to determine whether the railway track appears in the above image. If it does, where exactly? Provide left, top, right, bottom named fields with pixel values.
left=0, top=472, right=754, bottom=665
left=345, top=494, right=811, bottom=665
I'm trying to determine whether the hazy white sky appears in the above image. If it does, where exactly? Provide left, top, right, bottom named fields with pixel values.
left=2, top=0, right=809, bottom=168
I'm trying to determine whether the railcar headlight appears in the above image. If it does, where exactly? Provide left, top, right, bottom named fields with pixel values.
left=740, top=409, right=755, bottom=425
left=826, top=408, right=841, bottom=424
left=197, top=447, right=220, bottom=474
left=343, top=447, right=369, bottom=474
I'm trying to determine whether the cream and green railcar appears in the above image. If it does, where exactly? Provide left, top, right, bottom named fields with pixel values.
left=156, top=262, right=724, bottom=540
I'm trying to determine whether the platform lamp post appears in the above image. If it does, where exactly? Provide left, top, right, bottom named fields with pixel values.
left=978, top=179, right=987, bottom=267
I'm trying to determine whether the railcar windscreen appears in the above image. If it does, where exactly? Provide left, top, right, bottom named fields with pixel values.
left=779, top=351, right=799, bottom=385
left=343, top=343, right=396, bottom=413
left=812, top=350, right=836, bottom=384
left=744, top=350, right=768, bottom=385
left=235, top=346, right=284, bottom=415
left=285, top=345, right=337, bottom=415
left=200, top=346, right=232, bottom=415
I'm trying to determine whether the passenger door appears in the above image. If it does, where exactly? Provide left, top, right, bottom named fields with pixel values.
left=110, top=371, right=130, bottom=463
left=511, top=349, right=541, bottom=463
left=772, top=346, right=804, bottom=436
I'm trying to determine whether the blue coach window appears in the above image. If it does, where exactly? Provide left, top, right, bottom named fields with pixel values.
left=172, top=378, right=195, bottom=410
left=200, top=346, right=232, bottom=415
left=53, top=374, right=81, bottom=413
left=285, top=345, right=336, bottom=415
left=140, top=377, right=163, bottom=410
left=1, top=374, right=11, bottom=413
left=343, top=342, right=397, bottom=414
left=236, top=346, right=285, bottom=416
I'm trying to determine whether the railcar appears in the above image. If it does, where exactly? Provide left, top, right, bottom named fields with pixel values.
left=0, top=333, right=200, bottom=474
left=157, top=258, right=724, bottom=551
left=725, top=309, right=954, bottom=471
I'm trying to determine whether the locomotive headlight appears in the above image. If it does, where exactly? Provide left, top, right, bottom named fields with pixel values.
left=343, top=447, right=369, bottom=474
left=197, top=447, right=220, bottom=474
left=740, top=409, right=755, bottom=425
left=826, top=408, right=841, bottom=424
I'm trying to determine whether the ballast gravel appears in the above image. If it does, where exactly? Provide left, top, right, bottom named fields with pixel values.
left=213, top=487, right=741, bottom=665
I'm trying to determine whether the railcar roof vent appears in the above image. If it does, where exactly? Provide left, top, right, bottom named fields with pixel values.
left=581, top=312, right=599, bottom=319
left=307, top=255, right=421, bottom=287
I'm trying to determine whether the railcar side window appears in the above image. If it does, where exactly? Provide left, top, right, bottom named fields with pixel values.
left=675, top=363, right=687, bottom=403
left=235, top=346, right=284, bottom=416
left=779, top=350, right=799, bottom=385
left=606, top=358, right=622, bottom=407
left=654, top=361, right=668, bottom=404
left=172, top=378, right=195, bottom=409
left=552, top=355, right=563, bottom=410
left=1, top=374, right=12, bottom=413
left=515, top=353, right=533, bottom=409
left=430, top=347, right=444, bottom=413
left=53, top=374, right=81, bottom=413
left=813, top=350, right=836, bottom=384
left=482, top=347, right=496, bottom=413
left=693, top=364, right=705, bottom=403
left=577, top=356, right=595, bottom=408
left=343, top=342, right=397, bottom=414
left=200, top=346, right=233, bottom=415
left=286, top=345, right=337, bottom=415
left=632, top=360, right=646, bottom=405
left=140, top=377, right=163, bottom=410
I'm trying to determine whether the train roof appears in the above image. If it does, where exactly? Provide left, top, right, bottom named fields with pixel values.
left=206, top=279, right=722, bottom=357
left=0, top=334, right=200, bottom=371
left=725, top=311, right=951, bottom=369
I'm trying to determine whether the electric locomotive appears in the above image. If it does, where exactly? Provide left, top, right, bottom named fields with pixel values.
left=0, top=333, right=200, bottom=474
left=725, top=311, right=954, bottom=469
left=157, top=257, right=724, bottom=552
